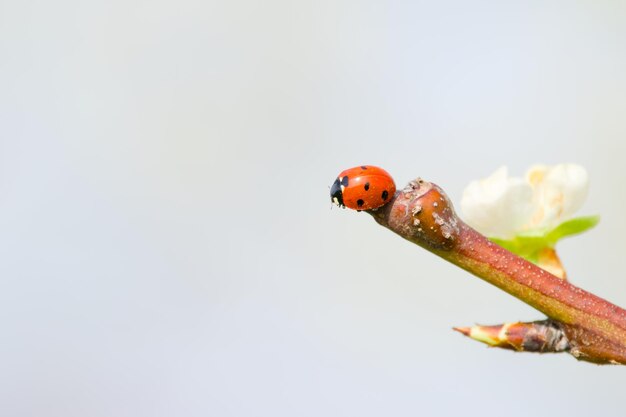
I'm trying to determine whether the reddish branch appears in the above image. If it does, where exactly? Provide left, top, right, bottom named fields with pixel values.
left=368, top=178, right=626, bottom=364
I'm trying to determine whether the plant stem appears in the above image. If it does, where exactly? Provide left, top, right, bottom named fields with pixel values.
left=369, top=178, right=626, bottom=364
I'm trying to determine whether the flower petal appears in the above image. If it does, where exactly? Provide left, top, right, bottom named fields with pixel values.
left=461, top=167, right=534, bottom=239
left=528, top=164, right=589, bottom=229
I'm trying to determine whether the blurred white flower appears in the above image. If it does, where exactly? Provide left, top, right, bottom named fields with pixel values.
left=461, top=164, right=589, bottom=239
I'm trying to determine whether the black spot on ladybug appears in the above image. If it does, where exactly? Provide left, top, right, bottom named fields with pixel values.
left=364, top=182, right=370, bottom=191
left=361, top=165, right=367, bottom=170
left=381, top=190, right=389, bottom=201
left=341, top=176, right=349, bottom=187
left=357, top=199, right=364, bottom=207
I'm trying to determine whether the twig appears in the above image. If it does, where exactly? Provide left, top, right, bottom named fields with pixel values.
left=368, top=178, right=626, bottom=364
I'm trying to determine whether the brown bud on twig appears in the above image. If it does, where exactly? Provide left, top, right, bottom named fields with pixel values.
left=370, top=179, right=460, bottom=251
left=454, top=320, right=569, bottom=353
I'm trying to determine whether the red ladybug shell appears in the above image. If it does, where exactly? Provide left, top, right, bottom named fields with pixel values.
left=330, top=165, right=396, bottom=210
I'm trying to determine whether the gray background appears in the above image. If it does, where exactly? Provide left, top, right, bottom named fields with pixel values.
left=2, top=1, right=626, bottom=416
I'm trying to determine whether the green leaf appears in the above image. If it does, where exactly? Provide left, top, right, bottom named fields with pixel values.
left=546, top=215, right=599, bottom=245
left=490, top=215, right=599, bottom=262
left=491, top=236, right=548, bottom=261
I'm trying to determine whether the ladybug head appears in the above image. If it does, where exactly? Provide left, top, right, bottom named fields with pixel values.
left=330, top=178, right=344, bottom=207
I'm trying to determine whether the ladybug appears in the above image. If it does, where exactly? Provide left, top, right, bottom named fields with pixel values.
left=330, top=165, right=396, bottom=211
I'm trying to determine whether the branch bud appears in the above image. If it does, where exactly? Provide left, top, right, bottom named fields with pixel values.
left=370, top=179, right=460, bottom=250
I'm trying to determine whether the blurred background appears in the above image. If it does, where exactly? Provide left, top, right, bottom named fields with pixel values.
left=2, top=1, right=626, bottom=416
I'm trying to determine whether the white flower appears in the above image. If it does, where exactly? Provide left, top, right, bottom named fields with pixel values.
left=461, top=164, right=589, bottom=239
